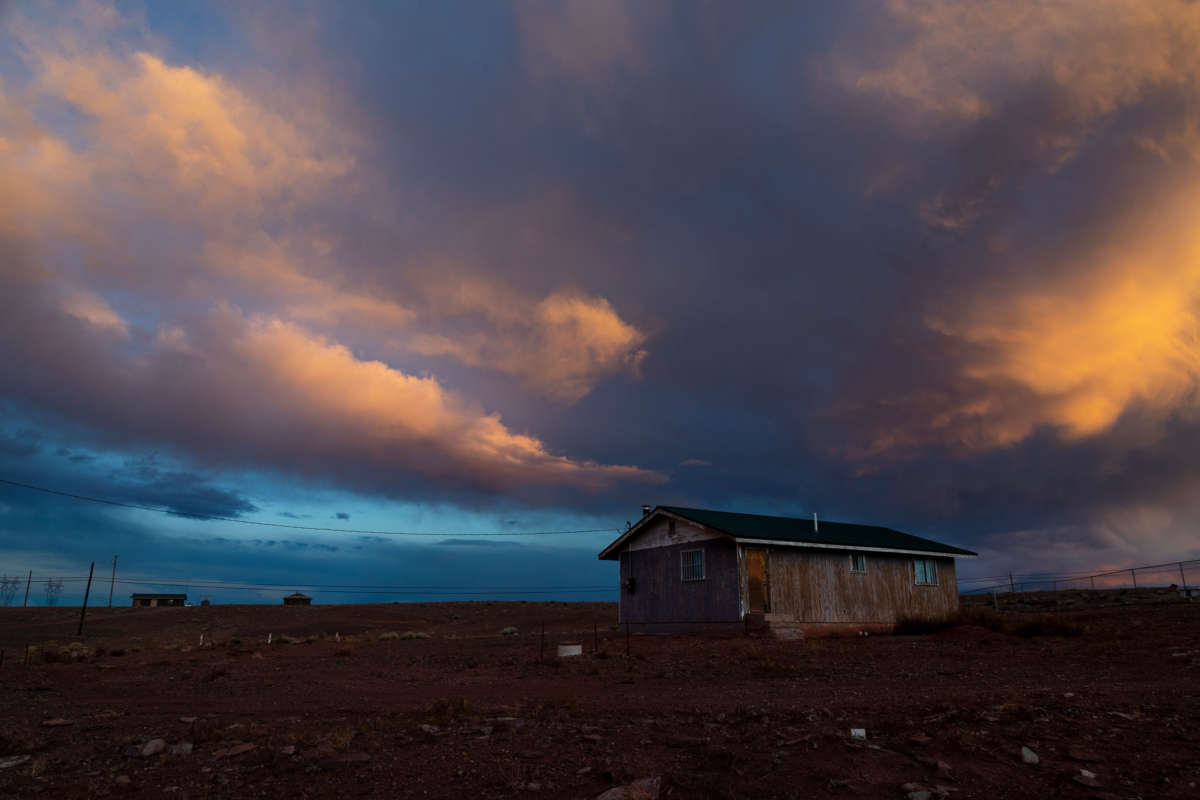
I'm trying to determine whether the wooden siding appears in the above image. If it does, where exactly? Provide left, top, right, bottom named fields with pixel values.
left=619, top=539, right=741, bottom=629
left=626, top=515, right=724, bottom=551
left=761, top=548, right=958, bottom=623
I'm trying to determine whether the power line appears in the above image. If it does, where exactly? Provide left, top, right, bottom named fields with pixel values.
left=0, top=477, right=618, bottom=537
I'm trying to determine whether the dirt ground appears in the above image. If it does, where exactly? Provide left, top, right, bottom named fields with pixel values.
left=0, top=597, right=1196, bottom=799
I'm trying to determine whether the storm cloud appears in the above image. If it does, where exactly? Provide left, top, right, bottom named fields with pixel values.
left=2, top=0, right=1200, bottom=590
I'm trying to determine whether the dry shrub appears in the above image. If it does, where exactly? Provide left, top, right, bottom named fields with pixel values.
left=378, top=631, right=400, bottom=641
left=500, top=626, right=519, bottom=636
left=956, top=607, right=1004, bottom=631
left=1013, top=614, right=1084, bottom=637
left=399, top=631, right=430, bottom=640
left=892, top=615, right=957, bottom=635
left=425, top=697, right=471, bottom=726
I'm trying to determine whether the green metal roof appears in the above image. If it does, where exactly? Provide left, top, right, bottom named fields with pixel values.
left=658, top=506, right=977, bottom=557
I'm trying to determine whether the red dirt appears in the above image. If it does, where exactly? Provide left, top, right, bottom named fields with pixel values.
left=0, top=600, right=1197, bottom=799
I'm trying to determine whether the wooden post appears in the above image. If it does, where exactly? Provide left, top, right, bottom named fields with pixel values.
left=1090, top=575, right=1095, bottom=591
left=107, top=556, right=117, bottom=608
left=992, top=591, right=999, bottom=612
left=1008, top=573, right=1015, bottom=593
left=23, top=570, right=31, bottom=607
left=1130, top=569, right=1137, bottom=588
left=77, top=561, right=95, bottom=637
left=1179, top=562, right=1188, bottom=594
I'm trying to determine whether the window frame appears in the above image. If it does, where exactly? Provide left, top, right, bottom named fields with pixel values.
left=849, top=552, right=867, bottom=574
left=680, top=548, right=706, bottom=582
left=913, top=558, right=939, bottom=586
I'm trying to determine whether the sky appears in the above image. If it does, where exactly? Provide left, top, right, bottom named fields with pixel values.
left=2, top=0, right=1200, bottom=604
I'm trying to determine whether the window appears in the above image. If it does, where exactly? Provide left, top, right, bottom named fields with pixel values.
left=914, top=558, right=938, bottom=585
left=681, top=549, right=705, bottom=581
left=849, top=552, right=867, bottom=573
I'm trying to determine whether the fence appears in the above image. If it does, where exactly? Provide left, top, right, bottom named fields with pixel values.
left=958, top=558, right=1199, bottom=596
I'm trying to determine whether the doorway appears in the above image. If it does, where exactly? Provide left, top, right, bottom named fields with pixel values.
left=746, top=548, right=769, bottom=613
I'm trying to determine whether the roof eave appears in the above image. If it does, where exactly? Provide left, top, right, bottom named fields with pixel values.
left=733, top=537, right=977, bottom=559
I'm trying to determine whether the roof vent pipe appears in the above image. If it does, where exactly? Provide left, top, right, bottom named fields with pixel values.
left=641, top=504, right=652, bottom=517
left=813, top=512, right=818, bottom=532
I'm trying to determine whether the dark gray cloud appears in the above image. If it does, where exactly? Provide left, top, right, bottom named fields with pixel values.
left=1, top=1, right=1199, bottom=585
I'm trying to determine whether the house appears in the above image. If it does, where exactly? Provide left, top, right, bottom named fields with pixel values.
left=598, top=506, right=977, bottom=637
left=283, top=592, right=312, bottom=606
left=130, top=593, right=186, bottom=607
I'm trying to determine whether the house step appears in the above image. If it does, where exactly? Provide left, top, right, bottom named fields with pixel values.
left=744, top=613, right=805, bottom=640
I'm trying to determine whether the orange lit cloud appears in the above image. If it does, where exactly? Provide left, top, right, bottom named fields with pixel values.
left=849, top=0, right=1200, bottom=130
left=0, top=3, right=657, bottom=494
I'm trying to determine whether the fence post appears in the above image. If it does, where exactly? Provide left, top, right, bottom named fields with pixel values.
left=1130, top=569, right=1137, bottom=588
left=76, top=562, right=95, bottom=637
left=1009, top=573, right=1015, bottom=593
left=22, top=570, right=31, bottom=607
left=1090, top=575, right=1095, bottom=591
left=1180, top=562, right=1188, bottom=594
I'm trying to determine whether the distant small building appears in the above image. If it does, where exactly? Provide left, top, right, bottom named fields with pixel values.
left=599, top=506, right=977, bottom=637
left=130, top=593, right=186, bottom=607
left=283, top=592, right=312, bottom=606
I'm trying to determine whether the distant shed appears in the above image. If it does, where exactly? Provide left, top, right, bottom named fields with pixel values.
left=131, top=593, right=186, bottom=607
left=599, top=506, right=977, bottom=637
left=283, top=592, right=312, bottom=606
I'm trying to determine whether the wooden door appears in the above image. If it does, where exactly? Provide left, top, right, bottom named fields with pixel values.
left=746, top=548, right=769, bottom=613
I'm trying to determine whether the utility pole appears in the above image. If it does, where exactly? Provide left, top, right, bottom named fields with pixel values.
left=108, top=556, right=117, bottom=608
left=77, top=562, right=94, bottom=637
left=22, top=570, right=31, bottom=607
left=1008, top=573, right=1015, bottom=593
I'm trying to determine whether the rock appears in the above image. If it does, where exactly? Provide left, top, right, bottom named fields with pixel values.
left=1074, top=769, right=1101, bottom=787
left=114, top=775, right=133, bottom=791
left=211, top=742, right=256, bottom=758
left=41, top=718, right=73, bottom=727
left=169, top=742, right=193, bottom=756
left=907, top=792, right=932, bottom=800
left=280, top=745, right=296, bottom=756
left=179, top=716, right=198, bottom=723
left=487, top=717, right=525, bottom=731
left=935, top=760, right=952, bottom=777
left=578, top=767, right=593, bottom=775
left=525, top=782, right=543, bottom=791
left=1067, top=745, right=1101, bottom=762
left=850, top=728, right=867, bottom=740
left=0, top=755, right=31, bottom=770
left=900, top=783, right=923, bottom=792
left=582, top=733, right=603, bottom=743
left=419, top=724, right=440, bottom=735
left=316, top=753, right=371, bottom=770
left=596, top=776, right=662, bottom=800
left=1020, top=746, right=1039, bottom=765
left=140, top=739, right=167, bottom=757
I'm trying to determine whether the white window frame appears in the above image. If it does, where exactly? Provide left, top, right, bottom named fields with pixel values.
left=681, top=548, right=706, bottom=582
left=849, top=552, right=867, bottom=574
left=913, top=558, right=939, bottom=586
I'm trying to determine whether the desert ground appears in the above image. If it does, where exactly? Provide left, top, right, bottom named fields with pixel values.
left=0, top=592, right=1196, bottom=799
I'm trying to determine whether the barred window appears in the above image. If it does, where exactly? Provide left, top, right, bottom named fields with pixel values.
left=849, top=552, right=867, bottom=573
left=681, top=549, right=705, bottom=581
left=914, top=558, right=938, bottom=586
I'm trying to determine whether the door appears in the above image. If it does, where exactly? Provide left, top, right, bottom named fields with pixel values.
left=746, top=548, right=769, bottom=613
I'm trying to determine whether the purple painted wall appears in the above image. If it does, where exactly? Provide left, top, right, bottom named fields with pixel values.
left=618, top=539, right=741, bottom=632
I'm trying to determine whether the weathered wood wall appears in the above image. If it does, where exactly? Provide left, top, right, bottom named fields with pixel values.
left=764, top=549, right=958, bottom=623
left=619, top=538, right=740, bottom=631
